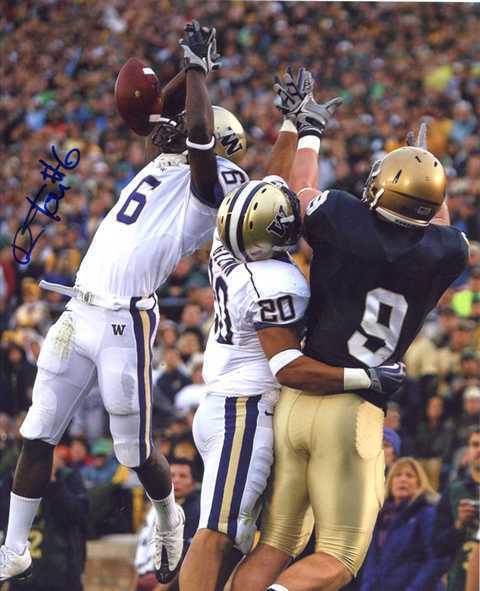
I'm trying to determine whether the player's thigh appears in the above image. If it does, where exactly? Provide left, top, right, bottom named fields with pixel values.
left=96, top=305, right=158, bottom=468
left=20, top=311, right=97, bottom=444
left=307, top=394, right=385, bottom=576
left=193, top=393, right=274, bottom=555
left=260, top=388, right=313, bottom=557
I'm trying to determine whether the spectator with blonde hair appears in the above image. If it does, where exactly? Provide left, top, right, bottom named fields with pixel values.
left=360, top=457, right=447, bottom=591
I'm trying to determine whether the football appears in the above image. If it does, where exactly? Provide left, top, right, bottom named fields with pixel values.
left=114, top=57, right=164, bottom=136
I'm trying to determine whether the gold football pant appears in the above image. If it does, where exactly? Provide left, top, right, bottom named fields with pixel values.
left=260, top=388, right=385, bottom=576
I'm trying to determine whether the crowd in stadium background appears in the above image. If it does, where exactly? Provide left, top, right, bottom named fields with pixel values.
left=0, top=1, right=479, bottom=590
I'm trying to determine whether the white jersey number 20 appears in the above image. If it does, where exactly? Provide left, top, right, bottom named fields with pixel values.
left=347, top=288, right=408, bottom=366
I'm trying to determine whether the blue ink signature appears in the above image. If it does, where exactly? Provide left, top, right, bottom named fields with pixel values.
left=12, top=145, right=81, bottom=264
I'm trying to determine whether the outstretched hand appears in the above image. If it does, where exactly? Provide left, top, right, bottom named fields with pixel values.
left=274, top=66, right=314, bottom=120
left=180, top=20, right=221, bottom=74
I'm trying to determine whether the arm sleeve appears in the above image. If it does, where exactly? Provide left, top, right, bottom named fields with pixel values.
left=437, top=230, right=469, bottom=281
left=303, top=190, right=335, bottom=247
left=190, top=160, right=249, bottom=209
left=247, top=264, right=309, bottom=331
left=210, top=161, right=249, bottom=208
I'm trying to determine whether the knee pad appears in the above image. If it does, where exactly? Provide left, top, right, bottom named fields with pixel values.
left=20, top=383, right=61, bottom=445
left=111, top=432, right=143, bottom=468
left=109, top=412, right=151, bottom=468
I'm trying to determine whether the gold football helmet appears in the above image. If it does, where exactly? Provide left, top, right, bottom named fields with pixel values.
left=217, top=180, right=301, bottom=262
left=212, top=106, right=246, bottom=164
left=362, top=146, right=446, bottom=228
left=151, top=105, right=246, bottom=163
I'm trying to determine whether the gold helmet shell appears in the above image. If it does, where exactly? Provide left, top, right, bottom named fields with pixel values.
left=217, top=180, right=301, bottom=262
left=212, top=106, right=246, bottom=164
left=362, top=146, right=446, bottom=228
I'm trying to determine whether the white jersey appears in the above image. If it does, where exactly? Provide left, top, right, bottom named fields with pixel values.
left=76, top=155, right=248, bottom=297
left=203, top=236, right=310, bottom=397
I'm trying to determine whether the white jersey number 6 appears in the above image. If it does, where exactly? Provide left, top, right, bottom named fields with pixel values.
left=347, top=288, right=408, bottom=366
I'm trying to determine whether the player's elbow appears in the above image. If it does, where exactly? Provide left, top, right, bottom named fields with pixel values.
left=275, top=360, right=305, bottom=389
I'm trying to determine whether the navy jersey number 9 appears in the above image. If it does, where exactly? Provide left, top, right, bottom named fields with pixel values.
left=117, top=175, right=161, bottom=225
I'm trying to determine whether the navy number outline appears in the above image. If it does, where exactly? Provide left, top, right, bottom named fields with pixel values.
left=212, top=275, right=233, bottom=345
left=258, top=295, right=295, bottom=323
left=117, top=175, right=161, bottom=225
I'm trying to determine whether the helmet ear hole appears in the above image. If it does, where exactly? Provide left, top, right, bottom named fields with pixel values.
left=249, top=222, right=253, bottom=229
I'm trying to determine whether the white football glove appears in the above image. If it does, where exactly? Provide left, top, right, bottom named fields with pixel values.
left=296, top=96, right=343, bottom=138
left=180, top=20, right=221, bottom=75
left=273, top=66, right=314, bottom=121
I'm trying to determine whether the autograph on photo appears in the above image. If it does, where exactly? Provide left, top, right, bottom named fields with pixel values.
left=11, top=145, right=81, bottom=264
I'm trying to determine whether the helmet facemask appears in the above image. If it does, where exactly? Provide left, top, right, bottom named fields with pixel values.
left=151, top=111, right=187, bottom=154
left=270, top=186, right=302, bottom=253
left=362, top=159, right=384, bottom=210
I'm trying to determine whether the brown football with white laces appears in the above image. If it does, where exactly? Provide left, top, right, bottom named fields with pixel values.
left=114, top=57, right=163, bottom=136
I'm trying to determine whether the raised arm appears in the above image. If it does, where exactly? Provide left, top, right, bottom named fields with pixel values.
left=180, top=21, right=221, bottom=204
left=265, top=67, right=314, bottom=181
left=272, top=69, right=343, bottom=217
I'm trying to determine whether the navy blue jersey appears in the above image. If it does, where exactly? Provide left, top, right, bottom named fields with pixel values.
left=303, top=190, right=468, bottom=370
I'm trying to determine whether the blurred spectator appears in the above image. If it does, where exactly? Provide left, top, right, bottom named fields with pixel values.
left=453, top=386, right=480, bottom=451
left=2, top=447, right=88, bottom=591
left=68, top=436, right=93, bottom=471
left=0, top=413, right=25, bottom=482
left=131, top=458, right=200, bottom=591
left=0, top=340, right=35, bottom=417
left=174, top=362, right=207, bottom=416
left=384, top=401, right=414, bottom=456
left=80, top=438, right=118, bottom=490
left=360, top=458, right=446, bottom=591
left=432, top=427, right=480, bottom=591
left=13, top=278, right=49, bottom=336
left=415, top=396, right=455, bottom=463
left=452, top=266, right=480, bottom=318
left=383, top=428, right=401, bottom=473
left=155, top=348, right=190, bottom=406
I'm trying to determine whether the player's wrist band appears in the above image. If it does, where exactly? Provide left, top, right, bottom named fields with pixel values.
left=344, top=368, right=372, bottom=391
left=269, top=349, right=303, bottom=376
left=298, top=134, right=321, bottom=154
left=280, top=119, right=298, bottom=134
left=186, top=136, right=215, bottom=150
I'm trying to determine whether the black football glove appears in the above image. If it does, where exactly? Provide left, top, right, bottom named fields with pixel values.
left=180, top=20, right=221, bottom=74
left=367, top=362, right=406, bottom=396
left=273, top=66, right=314, bottom=121
left=406, top=121, right=428, bottom=149
left=296, top=96, right=343, bottom=139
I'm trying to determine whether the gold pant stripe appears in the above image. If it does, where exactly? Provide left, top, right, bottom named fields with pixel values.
left=218, top=397, right=247, bottom=532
